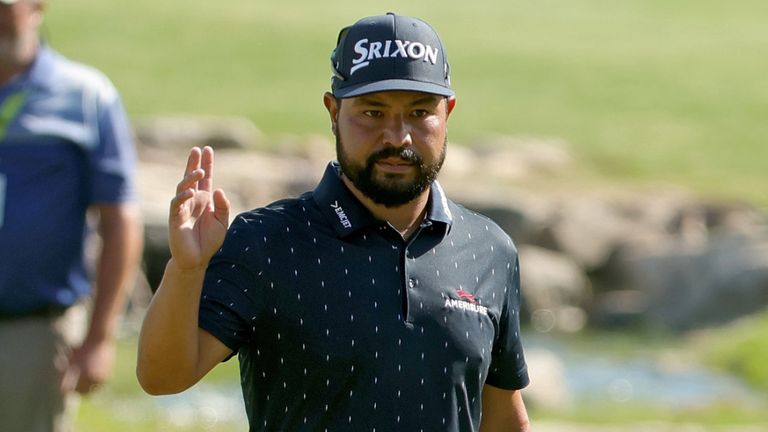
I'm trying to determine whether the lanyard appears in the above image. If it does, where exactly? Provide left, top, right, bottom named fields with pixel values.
left=0, top=90, right=25, bottom=228
left=0, top=90, right=27, bottom=141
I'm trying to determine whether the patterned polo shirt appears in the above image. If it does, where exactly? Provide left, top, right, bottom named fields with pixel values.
left=199, top=162, right=529, bottom=431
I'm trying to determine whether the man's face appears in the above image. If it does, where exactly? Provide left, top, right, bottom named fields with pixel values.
left=0, top=0, right=43, bottom=68
left=327, top=90, right=455, bottom=207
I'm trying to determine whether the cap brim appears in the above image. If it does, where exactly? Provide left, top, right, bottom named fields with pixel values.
left=334, top=79, right=454, bottom=98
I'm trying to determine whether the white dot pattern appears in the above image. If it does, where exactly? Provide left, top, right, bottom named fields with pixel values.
left=198, top=163, right=528, bottom=431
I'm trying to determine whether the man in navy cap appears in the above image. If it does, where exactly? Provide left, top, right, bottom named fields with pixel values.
left=138, top=13, right=530, bottom=431
left=0, top=0, right=143, bottom=431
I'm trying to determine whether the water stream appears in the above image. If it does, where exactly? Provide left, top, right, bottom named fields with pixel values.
left=527, top=334, right=760, bottom=408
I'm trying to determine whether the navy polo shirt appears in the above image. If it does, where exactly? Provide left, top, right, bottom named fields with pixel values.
left=199, top=162, right=529, bottom=431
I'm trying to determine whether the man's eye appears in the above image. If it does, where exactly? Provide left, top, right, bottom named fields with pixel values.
left=411, top=109, right=429, bottom=118
left=364, top=110, right=383, bottom=118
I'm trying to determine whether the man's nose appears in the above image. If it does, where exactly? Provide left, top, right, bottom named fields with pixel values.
left=382, top=115, right=413, bottom=148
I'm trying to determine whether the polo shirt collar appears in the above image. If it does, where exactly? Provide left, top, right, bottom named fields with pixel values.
left=313, top=162, right=378, bottom=237
left=313, top=162, right=454, bottom=238
left=27, top=45, right=57, bottom=90
left=427, top=179, right=453, bottom=227
left=2, top=44, right=56, bottom=93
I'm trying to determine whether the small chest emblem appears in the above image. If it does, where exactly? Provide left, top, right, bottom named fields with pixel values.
left=444, top=288, right=488, bottom=316
left=456, top=288, right=477, bottom=303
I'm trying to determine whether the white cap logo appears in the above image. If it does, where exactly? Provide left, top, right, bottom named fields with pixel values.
left=351, top=38, right=439, bottom=75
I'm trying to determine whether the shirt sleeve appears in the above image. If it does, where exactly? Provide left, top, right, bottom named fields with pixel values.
left=89, top=88, right=137, bottom=204
left=199, top=215, right=267, bottom=354
left=485, top=253, right=530, bottom=390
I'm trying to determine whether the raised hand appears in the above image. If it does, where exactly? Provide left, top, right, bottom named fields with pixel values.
left=168, top=146, right=230, bottom=271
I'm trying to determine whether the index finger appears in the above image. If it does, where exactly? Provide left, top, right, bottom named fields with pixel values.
left=175, top=147, right=203, bottom=195
left=184, top=147, right=203, bottom=178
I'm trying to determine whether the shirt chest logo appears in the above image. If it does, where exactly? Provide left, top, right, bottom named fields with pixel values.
left=444, top=288, right=488, bottom=316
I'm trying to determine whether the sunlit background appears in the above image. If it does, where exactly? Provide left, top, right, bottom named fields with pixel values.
left=44, top=0, right=768, bottom=430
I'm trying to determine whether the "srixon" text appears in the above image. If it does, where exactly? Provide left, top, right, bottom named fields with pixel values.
left=351, top=38, right=439, bottom=75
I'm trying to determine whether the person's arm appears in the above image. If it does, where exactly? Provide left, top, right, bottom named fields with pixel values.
left=60, top=202, right=143, bottom=394
left=137, top=146, right=232, bottom=395
left=480, top=385, right=531, bottom=432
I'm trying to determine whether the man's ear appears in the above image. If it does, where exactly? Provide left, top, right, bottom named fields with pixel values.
left=323, top=92, right=340, bottom=135
left=33, top=0, right=47, bottom=26
left=445, top=96, right=457, bottom=118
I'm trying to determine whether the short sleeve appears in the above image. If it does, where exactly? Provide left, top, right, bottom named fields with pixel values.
left=485, top=254, right=530, bottom=390
left=89, top=90, right=137, bottom=204
left=198, top=216, right=267, bottom=354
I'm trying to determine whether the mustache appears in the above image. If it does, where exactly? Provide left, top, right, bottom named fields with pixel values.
left=367, top=146, right=422, bottom=165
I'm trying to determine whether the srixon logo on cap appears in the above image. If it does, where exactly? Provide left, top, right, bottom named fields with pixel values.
left=350, top=38, right=439, bottom=75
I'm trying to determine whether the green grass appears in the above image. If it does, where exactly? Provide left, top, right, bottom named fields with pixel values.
left=532, top=402, right=768, bottom=427
left=691, top=310, right=768, bottom=391
left=104, top=332, right=240, bottom=397
left=76, top=336, right=244, bottom=431
left=43, top=0, right=768, bottom=206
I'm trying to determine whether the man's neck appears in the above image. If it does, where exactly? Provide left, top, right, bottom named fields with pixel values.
left=341, top=175, right=430, bottom=240
left=0, top=42, right=39, bottom=87
left=0, top=65, right=23, bottom=87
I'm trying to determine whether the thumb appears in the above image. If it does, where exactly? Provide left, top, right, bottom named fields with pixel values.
left=59, top=363, right=80, bottom=395
left=212, top=189, right=230, bottom=225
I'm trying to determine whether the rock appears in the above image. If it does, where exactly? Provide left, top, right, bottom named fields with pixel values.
left=538, top=195, right=677, bottom=272
left=133, top=115, right=263, bottom=151
left=471, top=135, right=573, bottom=181
left=457, top=191, right=554, bottom=248
left=590, top=289, right=651, bottom=328
left=612, top=231, right=768, bottom=331
left=441, top=143, right=478, bottom=178
left=539, top=198, right=627, bottom=271
left=524, top=348, right=572, bottom=410
left=142, top=222, right=170, bottom=292
left=519, top=246, right=591, bottom=333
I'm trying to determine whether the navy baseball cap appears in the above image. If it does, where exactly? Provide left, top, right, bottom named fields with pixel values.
left=330, top=12, right=454, bottom=98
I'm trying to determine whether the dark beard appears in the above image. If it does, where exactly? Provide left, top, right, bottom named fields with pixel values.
left=336, top=134, right=446, bottom=208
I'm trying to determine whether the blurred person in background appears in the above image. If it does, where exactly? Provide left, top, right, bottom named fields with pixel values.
left=0, top=0, right=143, bottom=431
left=138, top=12, right=529, bottom=432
